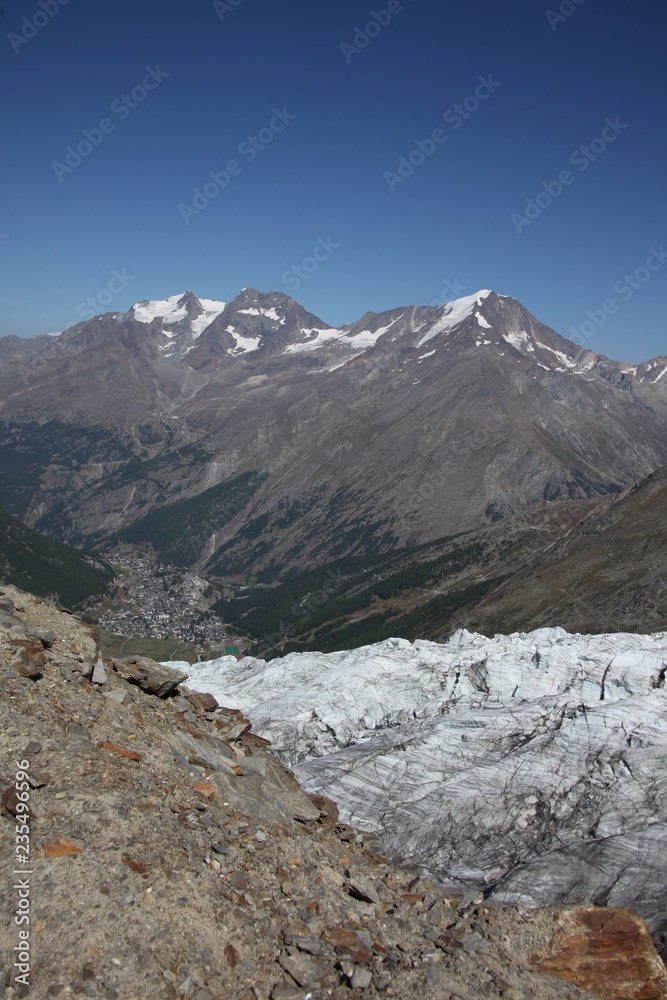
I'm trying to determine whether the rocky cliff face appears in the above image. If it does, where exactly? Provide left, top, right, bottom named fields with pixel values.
left=186, top=627, right=667, bottom=964
left=1, top=289, right=666, bottom=580
left=1, top=584, right=666, bottom=999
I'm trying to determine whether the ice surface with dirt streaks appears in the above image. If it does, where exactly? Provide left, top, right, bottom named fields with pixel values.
left=185, top=627, right=667, bottom=937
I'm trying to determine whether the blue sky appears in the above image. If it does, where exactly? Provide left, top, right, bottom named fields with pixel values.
left=1, top=0, right=665, bottom=362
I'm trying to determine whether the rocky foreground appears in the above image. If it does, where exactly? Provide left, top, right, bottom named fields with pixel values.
left=1, top=586, right=666, bottom=999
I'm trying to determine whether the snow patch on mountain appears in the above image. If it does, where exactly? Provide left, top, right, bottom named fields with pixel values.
left=226, top=327, right=262, bottom=354
left=238, top=306, right=285, bottom=324
left=191, top=299, right=227, bottom=335
left=417, top=290, right=492, bottom=348
left=534, top=340, right=576, bottom=368
left=285, top=319, right=398, bottom=360
left=285, top=328, right=346, bottom=355
left=503, top=329, right=534, bottom=353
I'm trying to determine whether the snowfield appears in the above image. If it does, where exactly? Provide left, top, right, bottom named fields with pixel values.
left=183, top=628, right=667, bottom=938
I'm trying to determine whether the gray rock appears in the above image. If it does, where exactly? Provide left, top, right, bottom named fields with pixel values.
left=237, top=756, right=266, bottom=777
left=3, top=617, right=56, bottom=648
left=91, top=658, right=108, bottom=685
left=347, top=874, right=380, bottom=905
left=33, top=627, right=56, bottom=648
left=457, top=890, right=483, bottom=912
left=349, top=967, right=373, bottom=989
left=284, top=935, right=327, bottom=957
left=462, top=932, right=488, bottom=954
left=271, top=982, right=308, bottom=1000
left=112, top=656, right=187, bottom=698
left=104, top=689, right=130, bottom=707
left=278, top=950, right=325, bottom=988
left=0, top=612, right=20, bottom=631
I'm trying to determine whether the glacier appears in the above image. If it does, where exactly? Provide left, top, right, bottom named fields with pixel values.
left=184, top=627, right=667, bottom=941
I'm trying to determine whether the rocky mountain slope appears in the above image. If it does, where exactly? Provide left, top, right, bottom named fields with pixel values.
left=463, top=464, right=667, bottom=636
left=1, top=584, right=666, bottom=999
left=0, top=506, right=114, bottom=608
left=217, top=464, right=667, bottom=656
left=186, top=626, right=667, bottom=966
left=1, top=289, right=666, bottom=581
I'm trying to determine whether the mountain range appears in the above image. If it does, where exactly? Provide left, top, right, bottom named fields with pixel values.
left=1, top=288, right=666, bottom=585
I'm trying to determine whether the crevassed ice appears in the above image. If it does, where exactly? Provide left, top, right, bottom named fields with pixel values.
left=179, top=627, right=667, bottom=925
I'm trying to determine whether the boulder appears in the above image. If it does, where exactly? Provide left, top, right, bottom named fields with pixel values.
left=535, top=906, right=667, bottom=1000
left=112, top=656, right=188, bottom=698
left=188, top=691, right=219, bottom=713
left=10, top=641, right=47, bottom=679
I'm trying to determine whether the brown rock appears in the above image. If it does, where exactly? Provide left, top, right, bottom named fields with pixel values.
left=535, top=906, right=667, bottom=1000
left=43, top=836, right=84, bottom=859
left=123, top=858, right=150, bottom=877
left=188, top=691, right=219, bottom=713
left=99, top=741, right=142, bottom=762
left=362, top=849, right=388, bottom=866
left=10, top=642, right=47, bottom=679
left=322, top=927, right=373, bottom=965
left=194, top=781, right=216, bottom=799
left=241, top=732, right=272, bottom=749
left=226, top=720, right=252, bottom=741
left=280, top=791, right=321, bottom=824
left=28, top=769, right=51, bottom=789
left=224, top=943, right=239, bottom=969
left=1, top=787, right=20, bottom=816
left=308, top=793, right=339, bottom=831
left=112, top=656, right=188, bottom=698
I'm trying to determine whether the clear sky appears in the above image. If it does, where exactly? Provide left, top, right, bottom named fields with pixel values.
left=1, top=0, right=665, bottom=362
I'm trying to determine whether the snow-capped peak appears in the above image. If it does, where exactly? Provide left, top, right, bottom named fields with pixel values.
left=417, top=290, right=492, bottom=348
left=132, top=292, right=190, bottom=324
left=131, top=292, right=226, bottom=336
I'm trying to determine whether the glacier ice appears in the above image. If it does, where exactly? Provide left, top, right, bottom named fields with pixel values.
left=185, top=627, right=667, bottom=937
